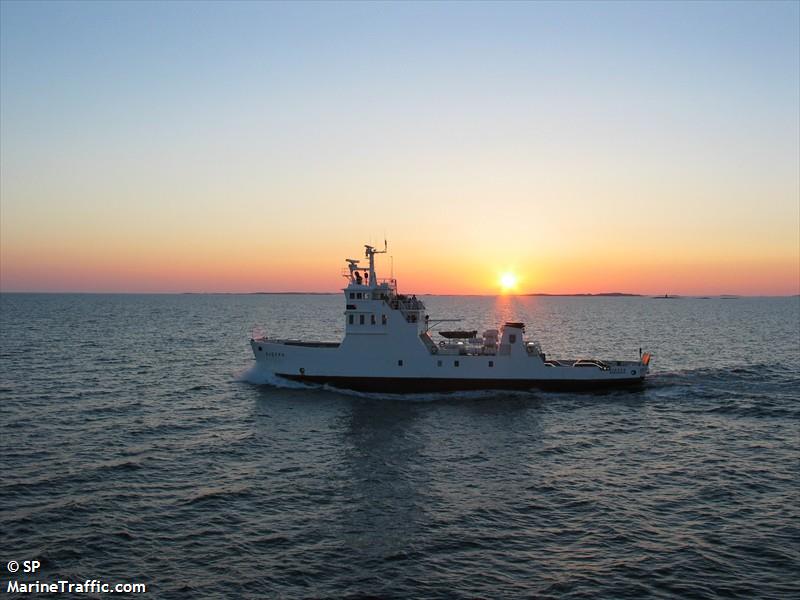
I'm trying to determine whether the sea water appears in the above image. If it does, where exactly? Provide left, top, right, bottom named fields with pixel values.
left=1, top=293, right=798, bottom=598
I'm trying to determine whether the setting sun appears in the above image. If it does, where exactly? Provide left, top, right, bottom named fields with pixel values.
left=500, top=272, right=518, bottom=293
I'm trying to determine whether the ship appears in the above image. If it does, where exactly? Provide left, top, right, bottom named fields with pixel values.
left=250, top=243, right=652, bottom=393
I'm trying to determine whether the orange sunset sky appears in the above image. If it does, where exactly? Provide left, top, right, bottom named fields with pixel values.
left=1, top=2, right=798, bottom=295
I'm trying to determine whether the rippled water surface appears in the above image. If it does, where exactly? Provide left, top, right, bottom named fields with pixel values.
left=1, top=293, right=799, bottom=598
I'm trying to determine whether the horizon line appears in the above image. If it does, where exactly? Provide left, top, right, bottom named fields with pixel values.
left=1, top=291, right=798, bottom=298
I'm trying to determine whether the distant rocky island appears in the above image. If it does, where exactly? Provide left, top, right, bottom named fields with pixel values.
left=249, top=292, right=337, bottom=295
left=524, top=292, right=641, bottom=297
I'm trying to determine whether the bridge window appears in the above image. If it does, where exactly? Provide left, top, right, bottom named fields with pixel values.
left=489, top=361, right=494, bottom=367
left=454, top=360, right=460, bottom=367
left=371, top=314, right=376, bottom=325
left=382, top=314, right=387, bottom=325
left=359, top=314, right=365, bottom=325
left=349, top=292, right=355, bottom=299
left=348, top=314, right=354, bottom=325
left=398, top=360, right=403, bottom=366
left=356, top=293, right=363, bottom=299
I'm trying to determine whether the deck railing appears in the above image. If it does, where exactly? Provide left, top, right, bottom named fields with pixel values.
left=340, top=271, right=397, bottom=290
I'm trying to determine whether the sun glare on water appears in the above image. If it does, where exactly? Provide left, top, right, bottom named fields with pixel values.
left=500, top=272, right=518, bottom=293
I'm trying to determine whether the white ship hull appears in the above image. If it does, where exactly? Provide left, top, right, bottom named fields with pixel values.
left=251, top=339, right=647, bottom=392
left=250, top=325, right=649, bottom=393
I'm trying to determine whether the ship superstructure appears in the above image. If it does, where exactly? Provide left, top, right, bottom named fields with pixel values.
left=250, top=244, right=651, bottom=392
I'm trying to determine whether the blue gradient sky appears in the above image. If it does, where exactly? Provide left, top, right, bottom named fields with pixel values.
left=1, top=1, right=798, bottom=293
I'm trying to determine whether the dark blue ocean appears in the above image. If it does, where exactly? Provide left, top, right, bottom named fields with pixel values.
left=1, top=293, right=798, bottom=598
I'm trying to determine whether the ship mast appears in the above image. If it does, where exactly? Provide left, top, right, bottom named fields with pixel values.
left=364, top=241, right=387, bottom=287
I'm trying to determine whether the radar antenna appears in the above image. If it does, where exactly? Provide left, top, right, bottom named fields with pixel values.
left=344, top=258, right=361, bottom=282
left=363, top=239, right=388, bottom=257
